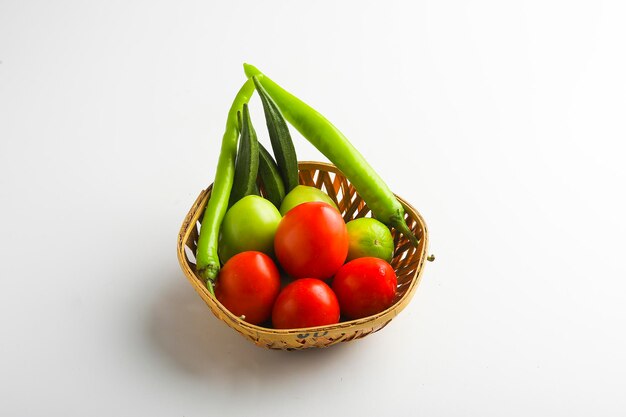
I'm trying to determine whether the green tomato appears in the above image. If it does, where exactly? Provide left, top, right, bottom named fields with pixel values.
left=345, top=218, right=395, bottom=262
left=218, top=195, right=282, bottom=263
left=279, top=185, right=339, bottom=216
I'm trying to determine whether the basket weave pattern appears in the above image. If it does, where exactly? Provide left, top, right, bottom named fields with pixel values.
left=177, top=162, right=428, bottom=350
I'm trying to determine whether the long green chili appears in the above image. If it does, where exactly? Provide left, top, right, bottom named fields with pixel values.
left=196, top=78, right=256, bottom=289
left=243, top=64, right=419, bottom=247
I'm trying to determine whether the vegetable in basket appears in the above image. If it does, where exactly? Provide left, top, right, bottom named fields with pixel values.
left=195, top=79, right=256, bottom=289
left=243, top=64, right=419, bottom=247
left=257, top=143, right=285, bottom=208
left=228, top=104, right=259, bottom=207
left=252, top=76, right=299, bottom=193
left=279, top=185, right=339, bottom=215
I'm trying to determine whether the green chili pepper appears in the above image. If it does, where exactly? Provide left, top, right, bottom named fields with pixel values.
left=243, top=64, right=419, bottom=247
left=196, top=78, right=256, bottom=289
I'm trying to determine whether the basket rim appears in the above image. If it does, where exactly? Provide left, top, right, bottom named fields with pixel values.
left=176, top=161, right=429, bottom=336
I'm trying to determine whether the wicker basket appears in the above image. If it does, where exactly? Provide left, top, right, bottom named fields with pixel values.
left=177, top=161, right=428, bottom=350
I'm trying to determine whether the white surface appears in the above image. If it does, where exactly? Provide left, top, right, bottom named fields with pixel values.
left=1, top=0, right=625, bottom=415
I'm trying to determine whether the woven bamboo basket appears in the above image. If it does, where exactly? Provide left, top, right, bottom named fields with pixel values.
left=177, top=161, right=428, bottom=350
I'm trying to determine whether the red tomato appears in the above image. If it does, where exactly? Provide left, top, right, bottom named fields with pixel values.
left=274, top=202, right=348, bottom=279
left=215, top=251, right=281, bottom=325
left=272, top=278, right=340, bottom=329
left=332, top=257, right=397, bottom=320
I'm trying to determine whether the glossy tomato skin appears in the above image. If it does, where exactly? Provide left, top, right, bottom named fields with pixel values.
left=272, top=278, right=340, bottom=329
left=215, top=251, right=281, bottom=325
left=274, top=202, right=348, bottom=280
left=332, top=257, right=397, bottom=320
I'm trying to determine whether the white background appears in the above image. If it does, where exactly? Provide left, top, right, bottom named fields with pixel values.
left=1, top=1, right=625, bottom=415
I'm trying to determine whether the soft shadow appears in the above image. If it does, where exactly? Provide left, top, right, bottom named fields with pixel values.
left=146, top=277, right=360, bottom=385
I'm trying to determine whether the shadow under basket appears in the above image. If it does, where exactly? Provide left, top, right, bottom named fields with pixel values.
left=177, top=161, right=429, bottom=350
